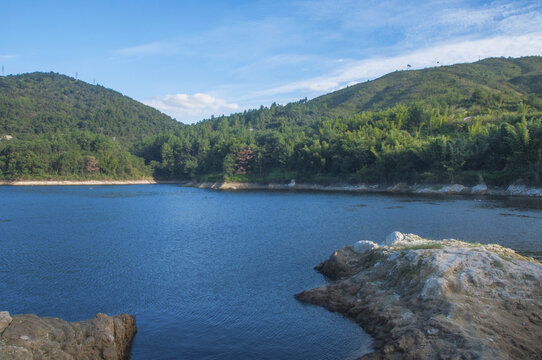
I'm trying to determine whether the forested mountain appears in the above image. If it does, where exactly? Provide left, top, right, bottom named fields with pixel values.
left=0, top=72, right=178, bottom=143
left=137, top=56, right=542, bottom=185
left=310, top=56, right=542, bottom=116
left=2, top=57, right=542, bottom=184
left=0, top=72, right=178, bottom=180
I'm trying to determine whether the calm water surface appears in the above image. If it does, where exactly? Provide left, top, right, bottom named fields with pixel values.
left=1, top=185, right=542, bottom=359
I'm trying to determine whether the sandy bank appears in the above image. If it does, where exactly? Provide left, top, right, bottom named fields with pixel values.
left=295, top=232, right=542, bottom=359
left=0, top=179, right=159, bottom=186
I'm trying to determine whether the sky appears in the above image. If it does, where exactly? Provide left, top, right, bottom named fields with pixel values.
left=2, top=0, right=542, bottom=123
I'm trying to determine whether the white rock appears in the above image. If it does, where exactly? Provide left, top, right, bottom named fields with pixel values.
left=20, top=335, right=29, bottom=341
left=507, top=184, right=526, bottom=195
left=471, top=184, right=488, bottom=194
left=0, top=311, right=12, bottom=333
left=383, top=231, right=405, bottom=247
left=525, top=188, right=542, bottom=197
left=353, top=240, right=379, bottom=254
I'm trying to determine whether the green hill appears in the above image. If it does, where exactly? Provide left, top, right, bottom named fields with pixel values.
left=137, top=56, right=542, bottom=185
left=310, top=56, right=542, bottom=116
left=2, top=57, right=542, bottom=184
left=0, top=72, right=178, bottom=144
left=0, top=72, right=179, bottom=180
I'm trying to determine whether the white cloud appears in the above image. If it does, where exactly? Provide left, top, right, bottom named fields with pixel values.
left=143, top=93, right=239, bottom=124
left=115, top=42, right=171, bottom=56
left=253, top=31, right=542, bottom=98
left=0, top=54, right=17, bottom=60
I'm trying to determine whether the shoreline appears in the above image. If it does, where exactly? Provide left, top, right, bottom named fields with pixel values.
left=182, top=181, right=542, bottom=198
left=2, top=179, right=542, bottom=198
left=0, top=179, right=161, bottom=186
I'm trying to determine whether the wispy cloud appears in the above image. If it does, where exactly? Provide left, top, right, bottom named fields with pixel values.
left=143, top=93, right=239, bottom=124
left=253, top=31, right=542, bottom=98
left=114, top=42, right=171, bottom=56
left=0, top=54, right=17, bottom=60
left=114, top=0, right=542, bottom=117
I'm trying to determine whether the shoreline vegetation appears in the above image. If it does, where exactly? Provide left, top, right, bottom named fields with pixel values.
left=3, top=58, right=542, bottom=188
left=3, top=179, right=542, bottom=198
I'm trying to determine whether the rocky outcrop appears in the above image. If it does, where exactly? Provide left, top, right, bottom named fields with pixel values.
left=296, top=232, right=542, bottom=359
left=0, top=312, right=137, bottom=360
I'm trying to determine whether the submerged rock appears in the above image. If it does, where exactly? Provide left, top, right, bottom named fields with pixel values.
left=296, top=233, right=542, bottom=359
left=0, top=312, right=136, bottom=360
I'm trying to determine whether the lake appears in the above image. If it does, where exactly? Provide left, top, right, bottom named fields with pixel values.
left=1, top=185, right=542, bottom=359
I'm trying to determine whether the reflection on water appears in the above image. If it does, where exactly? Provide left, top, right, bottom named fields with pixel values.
left=1, top=185, right=542, bottom=360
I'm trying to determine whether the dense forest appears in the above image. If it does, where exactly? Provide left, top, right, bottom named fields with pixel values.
left=2, top=57, right=542, bottom=184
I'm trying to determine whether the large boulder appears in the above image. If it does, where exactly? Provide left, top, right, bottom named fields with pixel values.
left=382, top=231, right=405, bottom=246
left=0, top=312, right=137, bottom=360
left=297, top=234, right=542, bottom=359
left=353, top=240, right=379, bottom=254
left=471, top=183, right=488, bottom=194
left=507, top=184, right=526, bottom=195
left=0, top=312, right=12, bottom=334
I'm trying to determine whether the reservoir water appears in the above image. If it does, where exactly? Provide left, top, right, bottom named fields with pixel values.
left=1, top=185, right=542, bottom=359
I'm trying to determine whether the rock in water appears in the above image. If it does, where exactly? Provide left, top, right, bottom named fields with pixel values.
left=0, top=312, right=137, bottom=360
left=296, top=233, right=542, bottom=359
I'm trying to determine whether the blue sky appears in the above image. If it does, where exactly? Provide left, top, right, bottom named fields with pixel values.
left=2, top=0, right=542, bottom=123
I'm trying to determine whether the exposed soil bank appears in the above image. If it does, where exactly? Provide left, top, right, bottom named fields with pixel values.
left=295, top=232, right=542, bottom=359
left=183, top=181, right=542, bottom=198
left=0, top=312, right=136, bottom=360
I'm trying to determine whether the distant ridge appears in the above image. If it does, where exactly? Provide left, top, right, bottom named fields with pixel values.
left=309, top=56, right=542, bottom=116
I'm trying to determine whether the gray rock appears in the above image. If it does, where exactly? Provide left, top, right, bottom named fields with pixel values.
left=421, top=277, right=449, bottom=299
left=0, top=312, right=12, bottom=334
left=297, top=234, right=542, bottom=360
left=525, top=188, right=542, bottom=197
left=382, top=231, right=404, bottom=246
left=353, top=240, right=379, bottom=254
left=0, top=313, right=136, bottom=360
left=471, top=184, right=488, bottom=194
left=507, top=184, right=526, bottom=195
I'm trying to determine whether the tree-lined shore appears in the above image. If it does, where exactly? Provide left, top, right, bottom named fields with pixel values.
left=2, top=56, right=542, bottom=185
